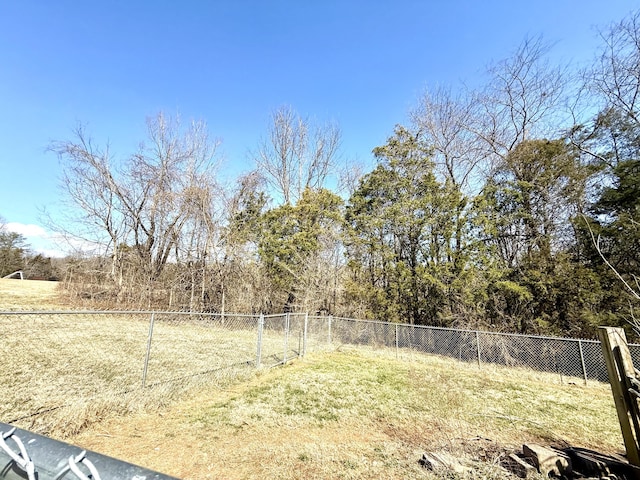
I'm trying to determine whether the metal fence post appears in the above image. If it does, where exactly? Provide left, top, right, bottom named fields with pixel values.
left=328, top=315, right=332, bottom=345
left=141, top=312, right=155, bottom=388
left=303, top=312, right=308, bottom=357
left=283, top=313, right=290, bottom=364
left=256, top=314, right=264, bottom=368
left=578, top=339, right=588, bottom=385
left=221, top=290, right=225, bottom=326
left=395, top=323, right=399, bottom=359
left=476, top=330, right=481, bottom=367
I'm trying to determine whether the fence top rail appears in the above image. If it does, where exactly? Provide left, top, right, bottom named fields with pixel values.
left=1, top=310, right=632, bottom=347
left=0, top=310, right=260, bottom=318
left=0, top=422, right=179, bottom=480
left=0, top=311, right=308, bottom=320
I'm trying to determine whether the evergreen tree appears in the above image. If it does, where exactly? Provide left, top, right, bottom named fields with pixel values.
left=258, top=188, right=343, bottom=312
left=345, top=126, right=476, bottom=325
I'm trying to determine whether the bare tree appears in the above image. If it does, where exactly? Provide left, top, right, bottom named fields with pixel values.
left=411, top=86, right=485, bottom=193
left=336, top=157, right=366, bottom=199
left=583, top=215, right=640, bottom=333
left=254, top=105, right=341, bottom=205
left=587, top=11, right=640, bottom=124
left=51, top=113, right=221, bottom=303
left=0, top=216, right=28, bottom=278
left=51, top=126, right=128, bottom=283
left=124, top=113, right=220, bottom=279
left=411, top=38, right=569, bottom=196
left=569, top=11, right=640, bottom=169
left=471, top=37, right=568, bottom=162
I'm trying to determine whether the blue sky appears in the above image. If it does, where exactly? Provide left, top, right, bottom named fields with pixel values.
left=0, top=0, right=636, bottom=256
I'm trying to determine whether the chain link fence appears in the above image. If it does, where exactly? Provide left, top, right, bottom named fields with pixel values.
left=326, top=316, right=640, bottom=384
left=0, top=311, right=333, bottom=435
left=2, top=310, right=638, bottom=438
left=141, top=312, right=260, bottom=388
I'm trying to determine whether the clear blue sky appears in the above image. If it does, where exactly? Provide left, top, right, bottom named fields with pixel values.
left=0, top=0, right=636, bottom=255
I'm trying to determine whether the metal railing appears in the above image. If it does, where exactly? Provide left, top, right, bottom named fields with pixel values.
left=1, top=310, right=634, bottom=436
left=0, top=422, right=178, bottom=479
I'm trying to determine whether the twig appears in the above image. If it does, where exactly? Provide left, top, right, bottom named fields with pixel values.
left=582, top=214, right=640, bottom=301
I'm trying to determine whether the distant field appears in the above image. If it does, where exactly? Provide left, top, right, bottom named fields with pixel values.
left=0, top=278, right=64, bottom=310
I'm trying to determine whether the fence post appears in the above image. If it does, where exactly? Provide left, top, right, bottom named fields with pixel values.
left=256, top=314, right=264, bottom=368
left=283, top=313, right=290, bottom=364
left=221, top=290, right=225, bottom=326
left=476, top=330, right=481, bottom=367
left=599, top=327, right=640, bottom=467
left=303, top=312, right=308, bottom=357
left=328, top=315, right=332, bottom=345
left=395, top=323, right=399, bottom=359
left=142, top=312, right=155, bottom=388
left=578, top=339, right=588, bottom=386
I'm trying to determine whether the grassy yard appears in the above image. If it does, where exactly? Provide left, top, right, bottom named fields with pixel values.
left=0, top=278, right=625, bottom=479
left=0, top=280, right=286, bottom=436
left=69, top=348, right=622, bottom=479
left=0, top=310, right=291, bottom=436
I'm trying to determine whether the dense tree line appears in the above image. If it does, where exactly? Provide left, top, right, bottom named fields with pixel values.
left=45, top=11, right=640, bottom=339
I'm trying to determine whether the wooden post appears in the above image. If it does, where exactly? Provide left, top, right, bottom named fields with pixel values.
left=598, top=327, right=640, bottom=470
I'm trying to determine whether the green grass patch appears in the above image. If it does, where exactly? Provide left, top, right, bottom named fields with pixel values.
left=191, top=348, right=620, bottom=453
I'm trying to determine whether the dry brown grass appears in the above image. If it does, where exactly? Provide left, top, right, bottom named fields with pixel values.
left=0, top=278, right=65, bottom=310
left=70, top=348, right=622, bottom=480
left=0, top=311, right=287, bottom=436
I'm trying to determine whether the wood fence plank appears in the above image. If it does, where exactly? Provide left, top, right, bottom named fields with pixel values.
left=598, top=327, right=640, bottom=469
